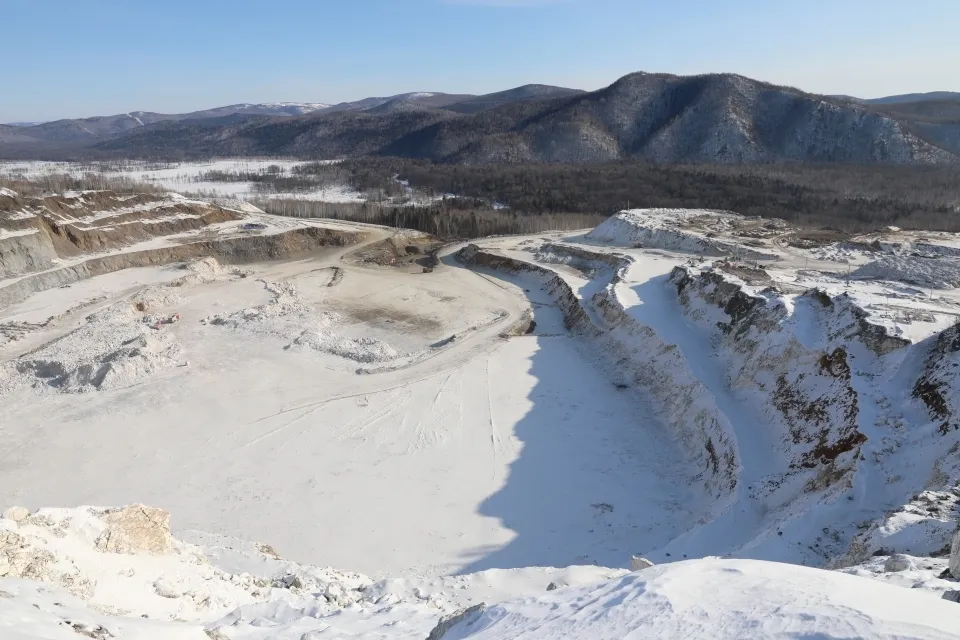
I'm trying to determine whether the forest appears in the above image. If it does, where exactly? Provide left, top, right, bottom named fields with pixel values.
left=279, top=158, right=960, bottom=232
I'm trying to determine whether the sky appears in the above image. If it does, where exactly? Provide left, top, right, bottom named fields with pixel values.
left=2, top=0, right=958, bottom=122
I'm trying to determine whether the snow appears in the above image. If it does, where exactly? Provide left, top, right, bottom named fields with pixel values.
left=242, top=102, right=331, bottom=114
left=0, top=227, right=39, bottom=240
left=0, top=236, right=693, bottom=578
left=853, top=254, right=960, bottom=289
left=5, top=507, right=959, bottom=640
left=0, top=159, right=362, bottom=204
left=5, top=205, right=960, bottom=638
left=440, top=559, right=960, bottom=639
left=252, top=183, right=366, bottom=203
left=0, top=187, right=17, bottom=198
left=586, top=209, right=780, bottom=260
left=841, top=553, right=959, bottom=598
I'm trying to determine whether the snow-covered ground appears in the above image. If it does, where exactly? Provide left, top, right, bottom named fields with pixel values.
left=2, top=506, right=957, bottom=639
left=0, top=159, right=365, bottom=203
left=3, top=205, right=960, bottom=638
left=0, top=224, right=696, bottom=579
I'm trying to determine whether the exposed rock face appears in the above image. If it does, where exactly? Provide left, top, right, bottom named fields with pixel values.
left=669, top=268, right=887, bottom=493
left=630, top=556, right=655, bottom=571
left=0, top=225, right=367, bottom=311
left=426, top=603, right=487, bottom=640
left=951, top=524, right=960, bottom=579
left=94, top=505, right=174, bottom=555
left=913, top=325, right=960, bottom=435
left=0, top=191, right=241, bottom=279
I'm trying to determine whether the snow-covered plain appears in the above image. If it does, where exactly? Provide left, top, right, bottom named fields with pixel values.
left=3, top=205, right=960, bottom=638
left=0, top=159, right=365, bottom=203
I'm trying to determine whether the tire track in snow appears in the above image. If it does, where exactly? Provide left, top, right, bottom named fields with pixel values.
left=486, top=355, right=501, bottom=484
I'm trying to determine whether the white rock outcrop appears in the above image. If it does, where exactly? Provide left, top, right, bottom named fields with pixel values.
left=94, top=504, right=174, bottom=555
left=630, top=556, right=655, bottom=571
left=883, top=554, right=914, bottom=573
left=2, top=506, right=30, bottom=522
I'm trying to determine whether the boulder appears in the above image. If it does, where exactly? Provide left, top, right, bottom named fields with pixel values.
left=883, top=554, right=915, bottom=573
left=426, top=603, right=487, bottom=640
left=631, top=555, right=655, bottom=571
left=943, top=591, right=960, bottom=604
left=153, top=577, right=180, bottom=599
left=94, top=505, right=173, bottom=555
left=950, top=524, right=959, bottom=580
left=2, top=506, right=30, bottom=522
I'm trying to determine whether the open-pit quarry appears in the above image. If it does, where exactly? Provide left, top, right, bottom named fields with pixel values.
left=1, top=192, right=959, bottom=638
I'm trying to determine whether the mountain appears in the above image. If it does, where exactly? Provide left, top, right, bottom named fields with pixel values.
left=866, top=91, right=960, bottom=104
left=211, top=102, right=331, bottom=116
left=3, top=103, right=333, bottom=144
left=445, top=84, right=586, bottom=114
left=860, top=95, right=960, bottom=157
left=4, top=74, right=960, bottom=165
left=0, top=124, right=46, bottom=145
left=94, top=72, right=953, bottom=165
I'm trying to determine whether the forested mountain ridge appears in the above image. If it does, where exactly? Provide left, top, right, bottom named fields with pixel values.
left=2, top=73, right=958, bottom=165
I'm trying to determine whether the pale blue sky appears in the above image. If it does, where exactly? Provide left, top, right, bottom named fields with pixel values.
left=2, top=0, right=957, bottom=121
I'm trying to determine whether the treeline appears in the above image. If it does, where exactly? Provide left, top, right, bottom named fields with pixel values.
left=294, top=157, right=960, bottom=232
left=255, top=198, right=605, bottom=239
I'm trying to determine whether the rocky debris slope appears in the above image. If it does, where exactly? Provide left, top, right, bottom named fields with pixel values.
left=668, top=263, right=960, bottom=559
left=203, top=278, right=404, bottom=364
left=853, top=254, right=960, bottom=289
left=0, top=504, right=635, bottom=639
left=0, top=259, right=249, bottom=395
left=0, top=504, right=383, bottom=637
left=2, top=290, right=184, bottom=394
left=586, top=209, right=784, bottom=260
left=1, top=504, right=957, bottom=640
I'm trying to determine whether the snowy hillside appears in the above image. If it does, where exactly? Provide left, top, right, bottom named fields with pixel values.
left=214, top=102, right=332, bottom=116
left=2, top=506, right=958, bottom=640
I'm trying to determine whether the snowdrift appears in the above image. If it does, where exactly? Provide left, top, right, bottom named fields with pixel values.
left=3, top=505, right=958, bottom=640
left=438, top=558, right=960, bottom=640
